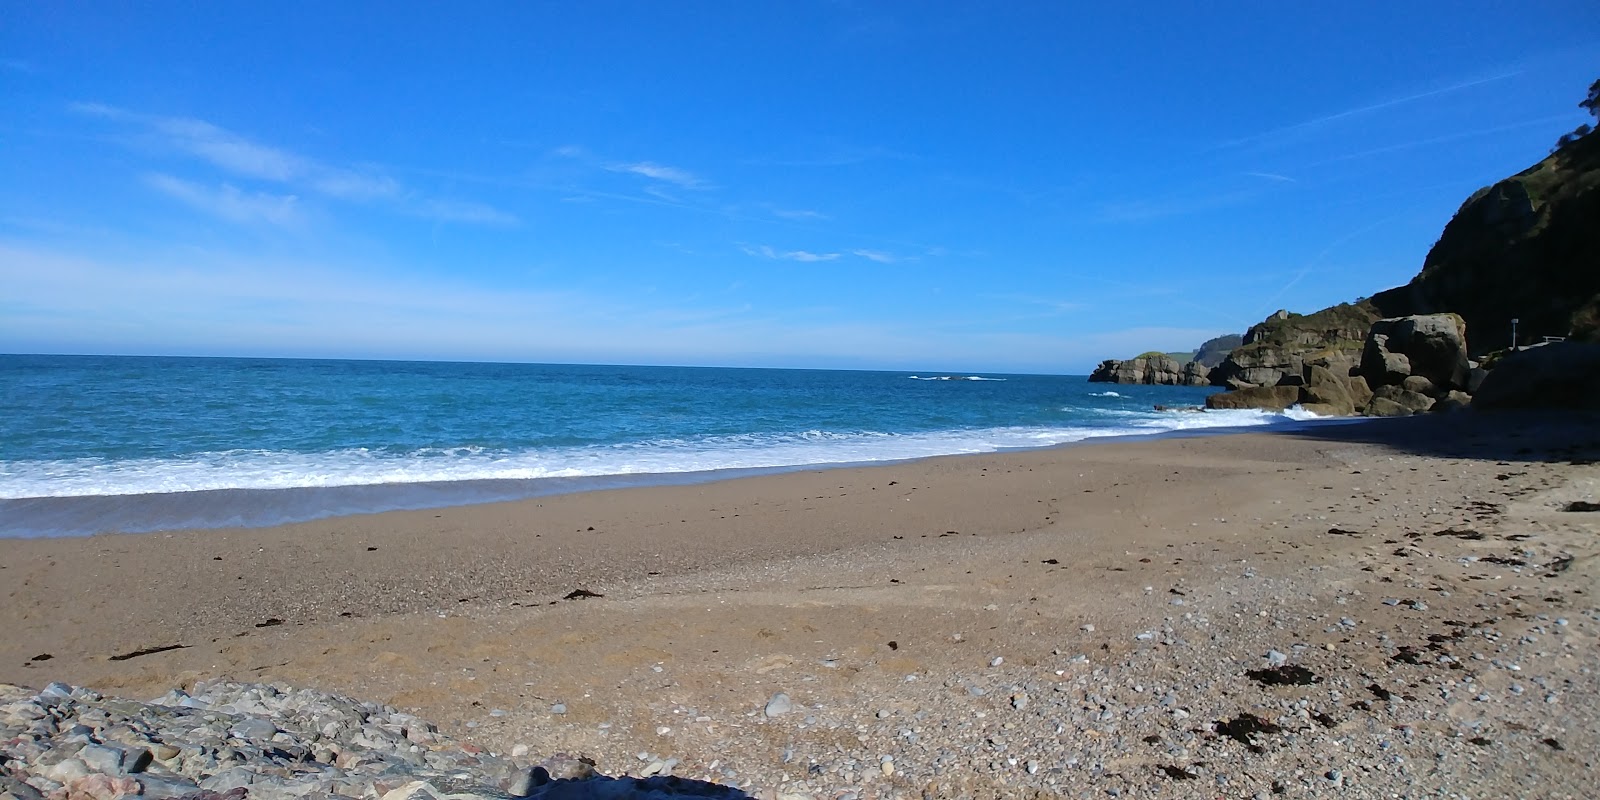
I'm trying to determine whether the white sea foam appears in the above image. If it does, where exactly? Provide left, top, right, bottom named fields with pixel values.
left=1089, top=391, right=1122, bottom=397
left=907, top=375, right=1007, bottom=381
left=0, top=409, right=1326, bottom=500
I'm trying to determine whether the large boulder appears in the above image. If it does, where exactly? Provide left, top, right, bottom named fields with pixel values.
left=1300, top=365, right=1356, bottom=416
left=1179, top=361, right=1211, bottom=387
left=1359, top=314, right=1470, bottom=393
left=1472, top=342, right=1600, bottom=410
left=1204, top=385, right=1301, bottom=411
left=1366, top=384, right=1436, bottom=416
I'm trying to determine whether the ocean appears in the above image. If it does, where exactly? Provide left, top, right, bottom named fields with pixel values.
left=0, top=355, right=1327, bottom=537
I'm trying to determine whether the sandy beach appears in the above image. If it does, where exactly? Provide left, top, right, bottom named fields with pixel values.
left=3, top=412, right=1598, bottom=798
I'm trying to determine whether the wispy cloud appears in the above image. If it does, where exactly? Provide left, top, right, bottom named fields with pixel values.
left=1301, top=114, right=1575, bottom=167
left=741, top=244, right=840, bottom=262
left=144, top=173, right=304, bottom=226
left=71, top=103, right=514, bottom=226
left=1219, top=71, right=1523, bottom=150
left=1245, top=171, right=1295, bottom=183
left=607, top=160, right=708, bottom=189
left=769, top=206, right=829, bottom=221
left=851, top=248, right=900, bottom=263
left=2, top=58, right=37, bottom=74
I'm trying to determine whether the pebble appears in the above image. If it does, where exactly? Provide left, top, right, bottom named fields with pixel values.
left=0, top=680, right=745, bottom=799
left=764, top=693, right=793, bottom=718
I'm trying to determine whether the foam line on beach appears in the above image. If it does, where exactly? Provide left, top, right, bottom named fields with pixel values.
left=0, top=409, right=1332, bottom=501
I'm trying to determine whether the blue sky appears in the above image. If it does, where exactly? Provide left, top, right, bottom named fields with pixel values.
left=3, top=2, right=1596, bottom=372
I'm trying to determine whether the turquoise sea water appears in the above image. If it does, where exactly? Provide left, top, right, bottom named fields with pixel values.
left=0, top=355, right=1322, bottom=536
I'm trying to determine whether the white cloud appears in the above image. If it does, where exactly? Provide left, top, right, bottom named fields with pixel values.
left=785, top=250, right=839, bottom=262
left=144, top=174, right=303, bottom=226
left=310, top=171, right=402, bottom=200
left=851, top=248, right=898, bottom=263
left=607, top=161, right=706, bottom=189
left=72, top=104, right=513, bottom=226
left=770, top=207, right=828, bottom=221
left=148, top=116, right=308, bottom=181
left=741, top=244, right=840, bottom=262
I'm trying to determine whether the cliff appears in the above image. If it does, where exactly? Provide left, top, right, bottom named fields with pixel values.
left=1192, top=334, right=1243, bottom=368
left=1368, top=130, right=1600, bottom=348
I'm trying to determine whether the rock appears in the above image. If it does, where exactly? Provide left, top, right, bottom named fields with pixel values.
left=1210, top=305, right=1377, bottom=388
left=1366, top=385, right=1435, bottom=416
left=133, top=776, right=204, bottom=800
left=1089, top=354, right=1206, bottom=386
left=1473, top=342, right=1600, bottom=410
left=1401, top=374, right=1436, bottom=395
left=230, top=717, right=278, bottom=741
left=57, top=775, right=140, bottom=800
left=1300, top=365, right=1355, bottom=415
left=1360, top=315, right=1470, bottom=391
left=378, top=781, right=438, bottom=800
left=74, top=745, right=125, bottom=775
left=1204, top=385, right=1300, bottom=411
left=763, top=693, right=792, bottom=718
left=1433, top=390, right=1473, bottom=412
left=0, top=777, right=45, bottom=800
left=1468, top=366, right=1490, bottom=393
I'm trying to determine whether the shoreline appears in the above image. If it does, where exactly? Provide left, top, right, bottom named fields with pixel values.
left=1, top=410, right=1347, bottom=539
left=3, top=410, right=1596, bottom=797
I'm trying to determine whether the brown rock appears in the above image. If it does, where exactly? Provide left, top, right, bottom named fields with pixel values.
left=1401, top=374, right=1436, bottom=396
left=1367, top=384, right=1435, bottom=416
left=1204, top=385, right=1301, bottom=411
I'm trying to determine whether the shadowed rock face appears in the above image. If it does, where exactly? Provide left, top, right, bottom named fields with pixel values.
left=1369, top=132, right=1600, bottom=347
left=1474, top=342, right=1600, bottom=410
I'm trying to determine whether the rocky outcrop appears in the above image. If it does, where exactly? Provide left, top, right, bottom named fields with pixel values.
left=1089, top=353, right=1209, bottom=386
left=1472, top=342, right=1600, bottom=410
left=1367, top=130, right=1600, bottom=345
left=1358, top=314, right=1471, bottom=394
left=1209, top=305, right=1379, bottom=389
left=1204, top=360, right=1375, bottom=415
